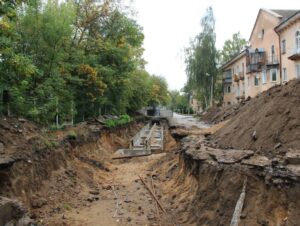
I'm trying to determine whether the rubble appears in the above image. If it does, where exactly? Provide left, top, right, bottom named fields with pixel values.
left=0, top=196, right=34, bottom=226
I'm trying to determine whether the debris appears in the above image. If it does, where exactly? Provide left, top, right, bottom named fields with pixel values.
left=112, top=186, right=121, bottom=218
left=230, top=178, right=247, bottom=226
left=89, top=190, right=100, bottom=195
left=285, top=150, right=300, bottom=164
left=252, top=130, right=257, bottom=141
left=31, top=196, right=47, bottom=209
left=138, top=175, right=166, bottom=214
left=274, top=143, right=282, bottom=149
left=0, top=142, right=4, bottom=153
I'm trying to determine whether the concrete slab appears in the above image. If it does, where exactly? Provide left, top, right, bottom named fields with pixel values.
left=112, top=149, right=151, bottom=159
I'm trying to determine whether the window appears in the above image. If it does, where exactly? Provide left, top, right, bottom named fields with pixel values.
left=271, top=45, right=275, bottom=63
left=283, top=68, right=287, bottom=81
left=270, top=69, right=277, bottom=82
left=258, top=29, right=264, bottom=39
left=282, top=40, right=286, bottom=54
left=227, top=86, right=231, bottom=93
left=296, top=64, right=300, bottom=79
left=247, top=77, right=250, bottom=87
left=254, top=74, right=259, bottom=86
left=296, top=31, right=300, bottom=50
left=262, top=70, right=266, bottom=84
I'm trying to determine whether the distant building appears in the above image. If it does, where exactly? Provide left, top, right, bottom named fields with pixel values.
left=221, top=50, right=246, bottom=106
left=189, top=95, right=202, bottom=113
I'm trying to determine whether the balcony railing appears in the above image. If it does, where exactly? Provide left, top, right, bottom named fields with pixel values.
left=223, top=77, right=232, bottom=84
left=288, top=48, right=300, bottom=61
left=246, top=51, right=266, bottom=65
left=266, top=55, right=279, bottom=65
left=223, top=70, right=232, bottom=84
left=246, top=64, right=262, bottom=73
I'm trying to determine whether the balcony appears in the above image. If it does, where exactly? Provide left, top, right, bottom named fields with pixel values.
left=266, top=55, right=279, bottom=66
left=288, top=48, right=300, bottom=61
left=246, top=64, right=263, bottom=73
left=223, top=70, right=232, bottom=84
left=233, top=72, right=245, bottom=82
left=239, top=72, right=245, bottom=80
left=246, top=49, right=266, bottom=74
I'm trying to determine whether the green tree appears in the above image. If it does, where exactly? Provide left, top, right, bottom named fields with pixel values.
left=185, top=7, right=217, bottom=110
left=148, top=75, right=170, bottom=107
left=220, top=32, right=247, bottom=64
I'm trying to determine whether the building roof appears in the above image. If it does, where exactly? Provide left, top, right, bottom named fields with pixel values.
left=275, top=10, right=300, bottom=32
left=249, top=9, right=299, bottom=41
left=220, top=50, right=246, bottom=71
left=271, top=9, right=299, bottom=22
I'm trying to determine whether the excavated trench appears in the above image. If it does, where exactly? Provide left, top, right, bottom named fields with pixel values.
left=2, top=116, right=300, bottom=226
left=160, top=129, right=300, bottom=226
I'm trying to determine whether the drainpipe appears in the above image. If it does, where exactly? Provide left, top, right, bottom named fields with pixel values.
left=275, top=29, right=282, bottom=84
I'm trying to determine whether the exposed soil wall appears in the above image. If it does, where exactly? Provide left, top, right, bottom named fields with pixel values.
left=0, top=117, right=146, bottom=225
left=163, top=132, right=300, bottom=226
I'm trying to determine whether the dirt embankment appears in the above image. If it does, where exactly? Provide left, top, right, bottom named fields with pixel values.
left=212, top=79, right=300, bottom=156
left=200, top=102, right=247, bottom=125
left=0, top=117, right=145, bottom=225
left=159, top=131, right=300, bottom=226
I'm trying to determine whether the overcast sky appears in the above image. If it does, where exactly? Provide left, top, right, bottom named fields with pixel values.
left=133, top=0, right=299, bottom=90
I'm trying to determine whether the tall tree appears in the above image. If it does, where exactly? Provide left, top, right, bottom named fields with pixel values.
left=185, top=7, right=217, bottom=109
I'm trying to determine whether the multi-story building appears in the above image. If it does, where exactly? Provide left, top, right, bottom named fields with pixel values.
left=221, top=51, right=246, bottom=105
left=275, top=11, right=300, bottom=80
left=222, top=9, right=299, bottom=105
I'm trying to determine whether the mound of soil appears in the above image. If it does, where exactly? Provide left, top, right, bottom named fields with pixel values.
left=201, top=102, right=245, bottom=124
left=213, top=79, right=300, bottom=156
left=0, top=117, right=44, bottom=156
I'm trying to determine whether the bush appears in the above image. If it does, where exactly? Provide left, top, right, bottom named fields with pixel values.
left=105, top=114, right=131, bottom=128
left=67, top=130, right=77, bottom=140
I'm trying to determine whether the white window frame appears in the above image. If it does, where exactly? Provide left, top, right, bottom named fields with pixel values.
left=270, top=69, right=277, bottom=82
left=282, top=68, right=287, bottom=81
left=262, top=70, right=266, bottom=84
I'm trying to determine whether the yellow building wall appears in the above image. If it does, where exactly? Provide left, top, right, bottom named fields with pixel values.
left=246, top=10, right=281, bottom=98
left=280, top=19, right=300, bottom=80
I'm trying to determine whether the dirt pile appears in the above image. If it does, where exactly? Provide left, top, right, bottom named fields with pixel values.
left=0, top=117, right=46, bottom=156
left=201, top=102, right=246, bottom=124
left=212, top=79, right=300, bottom=155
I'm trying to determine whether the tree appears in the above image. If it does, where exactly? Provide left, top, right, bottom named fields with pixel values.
left=220, top=32, right=247, bottom=64
left=148, top=75, right=170, bottom=107
left=0, top=0, right=162, bottom=124
left=185, top=7, right=217, bottom=110
left=168, top=90, right=190, bottom=114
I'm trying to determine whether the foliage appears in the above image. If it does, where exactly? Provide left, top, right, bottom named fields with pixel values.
left=220, top=32, right=247, bottom=64
left=67, top=130, right=77, bottom=140
left=105, top=114, right=131, bottom=128
left=148, top=75, right=170, bottom=107
left=0, top=0, right=170, bottom=125
left=168, top=90, right=191, bottom=114
left=185, top=7, right=217, bottom=110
